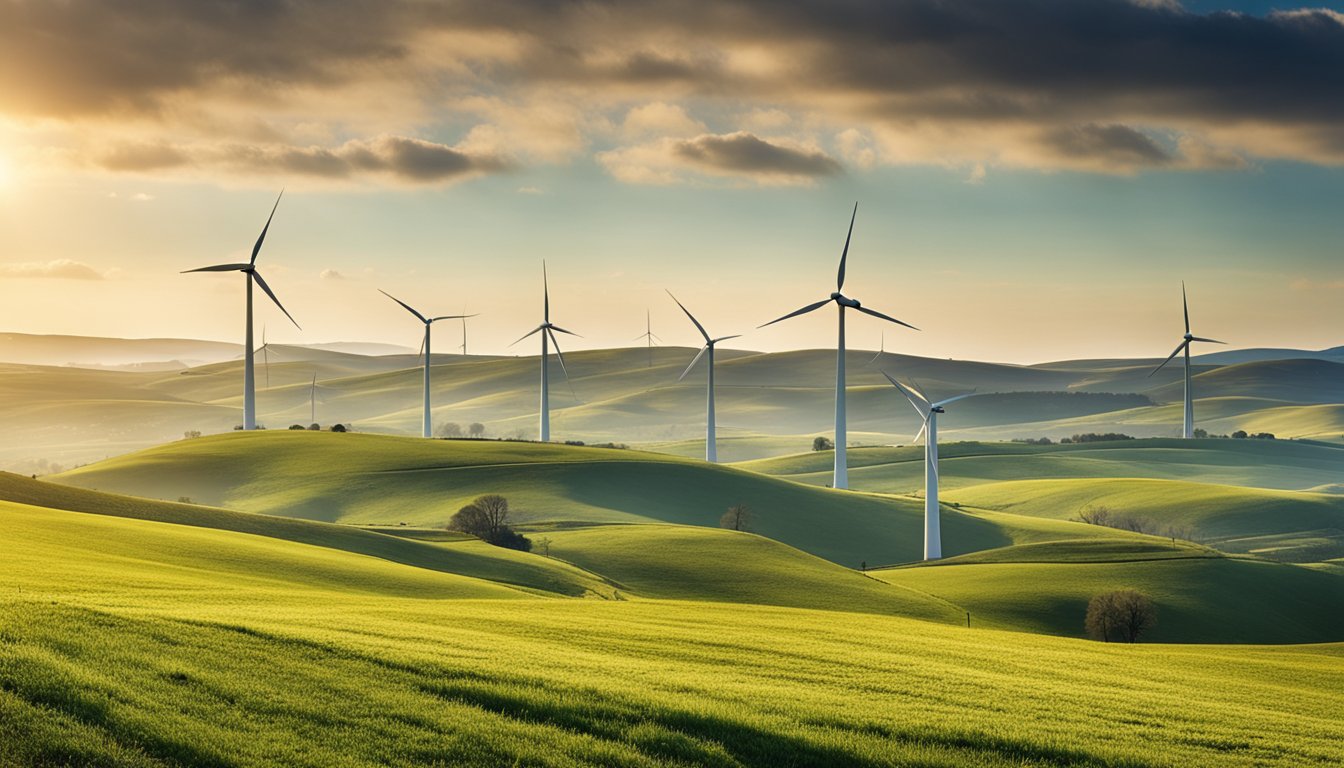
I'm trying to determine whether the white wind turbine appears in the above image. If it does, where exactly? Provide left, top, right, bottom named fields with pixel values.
left=1150, top=282, right=1225, bottom=438
left=512, top=262, right=580, bottom=442
left=866, top=330, right=887, bottom=367
left=760, top=203, right=918, bottom=489
left=459, top=309, right=470, bottom=356
left=380, top=290, right=473, bottom=438
left=633, top=309, right=661, bottom=367
left=881, top=373, right=977, bottom=561
left=184, top=191, right=299, bottom=431
left=308, top=373, right=325, bottom=425
left=668, top=291, right=740, bottom=463
left=258, top=326, right=272, bottom=389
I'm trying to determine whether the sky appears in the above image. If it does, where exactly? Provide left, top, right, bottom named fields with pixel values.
left=1, top=0, right=1342, bottom=364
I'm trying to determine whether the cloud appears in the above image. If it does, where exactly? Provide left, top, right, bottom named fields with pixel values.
left=5, top=0, right=1344, bottom=178
left=517, top=186, right=544, bottom=194
left=92, top=135, right=510, bottom=184
left=600, top=132, right=840, bottom=185
left=0, top=259, right=105, bottom=280
left=320, top=269, right=345, bottom=280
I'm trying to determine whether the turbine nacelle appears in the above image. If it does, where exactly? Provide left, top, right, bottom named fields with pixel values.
left=831, top=292, right=861, bottom=308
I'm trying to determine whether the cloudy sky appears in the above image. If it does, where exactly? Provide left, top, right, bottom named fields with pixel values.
left=0, top=0, right=1341, bottom=363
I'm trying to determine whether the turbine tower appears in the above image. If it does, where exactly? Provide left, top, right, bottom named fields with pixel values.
left=184, top=191, right=299, bottom=431
left=258, top=326, right=271, bottom=389
left=633, top=309, right=661, bottom=367
left=1150, top=282, right=1225, bottom=438
left=512, top=262, right=579, bottom=442
left=459, top=309, right=470, bottom=356
left=882, top=373, right=977, bottom=561
left=760, top=203, right=918, bottom=489
left=380, top=290, right=472, bottom=438
left=308, top=373, right=325, bottom=425
left=668, top=291, right=740, bottom=463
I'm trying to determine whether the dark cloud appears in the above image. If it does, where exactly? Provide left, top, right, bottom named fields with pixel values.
left=673, top=133, right=841, bottom=177
left=95, top=135, right=509, bottom=184
left=5, top=0, right=1344, bottom=173
left=1043, top=124, right=1173, bottom=169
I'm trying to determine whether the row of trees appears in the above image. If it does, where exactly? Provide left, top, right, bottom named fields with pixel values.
left=1086, top=589, right=1156, bottom=642
left=1075, top=505, right=1195, bottom=543
left=437, top=422, right=488, bottom=438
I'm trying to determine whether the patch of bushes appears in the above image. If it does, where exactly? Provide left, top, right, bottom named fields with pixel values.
left=448, top=494, right=532, bottom=552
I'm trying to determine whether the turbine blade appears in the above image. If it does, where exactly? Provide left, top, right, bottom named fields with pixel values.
left=932, top=391, right=979, bottom=408
left=880, top=371, right=929, bottom=416
left=379, top=289, right=428, bottom=323
left=510, top=326, right=544, bottom=347
left=913, top=419, right=928, bottom=445
left=758, top=298, right=830, bottom=329
left=419, top=328, right=426, bottom=360
left=866, top=349, right=883, bottom=366
left=543, top=261, right=550, bottom=323
left=251, top=190, right=283, bottom=265
left=429, top=314, right=475, bottom=322
left=1182, top=281, right=1190, bottom=335
left=182, top=263, right=250, bottom=273
left=837, top=202, right=857, bottom=291
left=666, top=290, right=711, bottom=343
left=903, top=378, right=932, bottom=405
left=1189, top=336, right=1226, bottom=345
left=251, top=271, right=300, bottom=330
left=854, top=304, right=919, bottom=331
left=549, top=324, right=581, bottom=337
left=677, top=345, right=709, bottom=382
left=1148, top=339, right=1189, bottom=377
left=711, top=334, right=741, bottom=344
left=547, top=328, right=580, bottom=402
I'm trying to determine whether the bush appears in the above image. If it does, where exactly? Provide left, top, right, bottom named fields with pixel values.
left=1061, top=432, right=1134, bottom=444
left=331, top=424, right=347, bottom=433
left=1232, top=430, right=1248, bottom=439
left=1085, top=589, right=1157, bottom=643
left=289, top=424, right=306, bottom=430
left=183, top=430, right=202, bottom=439
left=812, top=436, right=834, bottom=451
left=308, top=423, right=321, bottom=431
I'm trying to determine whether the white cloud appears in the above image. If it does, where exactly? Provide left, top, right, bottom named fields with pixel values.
left=0, top=259, right=105, bottom=280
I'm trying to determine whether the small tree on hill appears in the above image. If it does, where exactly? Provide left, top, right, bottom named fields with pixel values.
left=331, top=423, right=348, bottom=432
left=438, top=422, right=463, bottom=438
left=469, top=422, right=486, bottom=438
left=720, top=503, right=753, bottom=532
left=449, top=494, right=531, bottom=551
left=1085, top=589, right=1156, bottom=643
left=812, top=436, right=834, bottom=451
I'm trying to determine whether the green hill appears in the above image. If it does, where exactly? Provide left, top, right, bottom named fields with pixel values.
left=52, top=431, right=1126, bottom=566
left=943, top=477, right=1344, bottom=561
left=3, top=504, right=1343, bottom=766
left=877, top=545, right=1344, bottom=644
left=540, top=524, right=961, bottom=620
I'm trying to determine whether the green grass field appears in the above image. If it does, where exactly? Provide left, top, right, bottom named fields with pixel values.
left=3, top=492, right=1343, bottom=766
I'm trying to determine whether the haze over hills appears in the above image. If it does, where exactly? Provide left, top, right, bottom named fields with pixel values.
left=2, top=333, right=1341, bottom=472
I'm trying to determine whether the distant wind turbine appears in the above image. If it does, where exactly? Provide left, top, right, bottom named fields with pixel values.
left=511, top=262, right=580, bottom=442
left=760, top=203, right=918, bottom=489
left=258, top=326, right=271, bottom=389
left=865, top=331, right=886, bottom=367
left=1149, top=282, right=1225, bottom=438
left=882, top=373, right=977, bottom=561
left=459, top=309, right=470, bottom=356
left=633, top=309, right=662, bottom=367
left=668, top=291, right=740, bottom=463
left=380, top=290, right=472, bottom=438
left=183, top=191, right=299, bottom=431
left=308, top=373, right=325, bottom=425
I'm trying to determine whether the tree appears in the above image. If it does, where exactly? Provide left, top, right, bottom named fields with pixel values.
left=437, top=422, right=463, bottom=438
left=183, top=430, right=202, bottom=439
left=1085, top=589, right=1157, bottom=643
left=469, top=422, right=486, bottom=438
left=1192, top=428, right=1208, bottom=439
left=449, top=494, right=531, bottom=551
left=536, top=535, right=552, bottom=557
left=331, top=423, right=347, bottom=432
left=720, top=503, right=753, bottom=532
left=308, top=423, right=321, bottom=431
left=812, top=436, right=834, bottom=451
left=289, top=424, right=306, bottom=430
left=1231, top=430, right=1248, bottom=439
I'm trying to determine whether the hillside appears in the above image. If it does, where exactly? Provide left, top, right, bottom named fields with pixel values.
left=52, top=431, right=1134, bottom=566
left=2, top=500, right=1343, bottom=766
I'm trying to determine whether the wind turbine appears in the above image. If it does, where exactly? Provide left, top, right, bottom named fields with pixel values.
left=760, top=203, right=918, bottom=489
left=380, top=290, right=472, bottom=438
left=865, top=331, right=886, bottom=367
left=511, top=262, right=580, bottom=442
left=668, top=291, right=740, bottom=463
left=1149, top=282, right=1225, bottom=438
left=258, top=326, right=272, bottom=389
left=459, top=309, right=470, bottom=356
left=308, top=373, right=325, bottom=425
left=881, top=373, right=977, bottom=561
left=633, top=309, right=661, bottom=367
left=184, top=191, right=299, bottom=431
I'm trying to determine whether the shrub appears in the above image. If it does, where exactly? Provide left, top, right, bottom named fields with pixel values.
left=308, top=423, right=321, bottom=431
left=812, top=436, right=834, bottom=451
left=289, top=424, right=306, bottom=430
left=331, top=424, right=348, bottom=432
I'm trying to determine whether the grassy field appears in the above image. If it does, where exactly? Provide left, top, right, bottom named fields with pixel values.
left=52, top=431, right=1135, bottom=567
left=3, top=494, right=1343, bottom=766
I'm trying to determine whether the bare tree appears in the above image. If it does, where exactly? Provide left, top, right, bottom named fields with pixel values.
left=1076, top=505, right=1112, bottom=527
left=1086, top=589, right=1157, bottom=643
left=720, top=503, right=753, bottom=532
left=449, top=495, right=531, bottom=551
